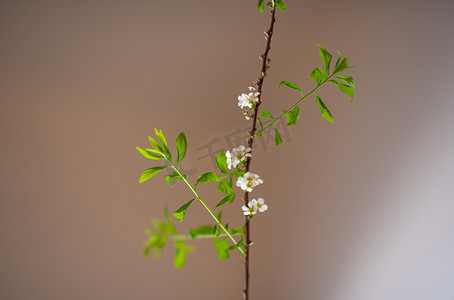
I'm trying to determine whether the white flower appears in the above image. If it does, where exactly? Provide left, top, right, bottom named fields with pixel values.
left=254, top=198, right=268, bottom=212
left=242, top=200, right=258, bottom=216
left=236, top=172, right=263, bottom=192
left=226, top=145, right=252, bottom=169
left=237, top=92, right=260, bottom=109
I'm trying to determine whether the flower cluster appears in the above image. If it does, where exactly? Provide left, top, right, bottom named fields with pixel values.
left=226, top=145, right=252, bottom=169
left=242, top=198, right=268, bottom=216
left=237, top=92, right=260, bottom=109
left=236, top=172, right=263, bottom=192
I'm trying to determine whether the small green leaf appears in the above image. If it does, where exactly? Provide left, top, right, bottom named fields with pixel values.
left=154, top=128, right=172, bottom=160
left=164, top=171, right=184, bottom=187
left=174, top=241, right=186, bottom=268
left=257, top=117, right=264, bottom=130
left=136, top=147, right=163, bottom=160
left=309, top=67, right=327, bottom=85
left=275, top=0, right=286, bottom=11
left=258, top=0, right=264, bottom=13
left=334, top=57, right=350, bottom=74
left=318, top=44, right=332, bottom=75
left=175, top=132, right=187, bottom=166
left=215, top=151, right=228, bottom=174
left=213, top=224, right=220, bottom=237
left=173, top=199, right=196, bottom=222
left=195, top=172, right=220, bottom=187
left=266, top=1, right=273, bottom=9
left=286, top=105, right=300, bottom=126
left=279, top=81, right=302, bottom=93
left=315, top=94, right=334, bottom=123
left=334, top=75, right=355, bottom=88
left=189, top=225, right=213, bottom=239
left=213, top=237, right=230, bottom=259
left=216, top=194, right=235, bottom=209
left=274, top=127, right=282, bottom=145
left=328, top=80, right=354, bottom=101
left=261, top=109, right=274, bottom=119
left=335, top=50, right=342, bottom=69
left=139, top=166, right=169, bottom=183
left=148, top=136, right=163, bottom=154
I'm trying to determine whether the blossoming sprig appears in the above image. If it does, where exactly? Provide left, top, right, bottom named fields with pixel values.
left=136, top=129, right=245, bottom=256
left=254, top=45, right=355, bottom=143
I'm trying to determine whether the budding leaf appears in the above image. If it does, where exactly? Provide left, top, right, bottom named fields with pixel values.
left=279, top=81, right=302, bottom=94
left=261, top=109, right=274, bottom=119
left=173, top=199, right=196, bottom=222
left=275, top=0, right=286, bottom=11
left=154, top=128, right=172, bottom=160
left=328, top=80, right=354, bottom=101
left=196, top=172, right=220, bottom=187
left=274, top=127, right=282, bottom=145
left=164, top=171, right=184, bottom=187
left=136, top=147, right=164, bottom=160
left=175, top=132, right=187, bottom=166
left=258, top=0, right=264, bottom=13
left=334, top=75, right=355, bottom=88
left=215, top=151, right=228, bottom=174
left=286, top=105, right=300, bottom=126
left=213, top=237, right=230, bottom=260
left=139, top=165, right=169, bottom=183
left=309, top=67, right=327, bottom=85
left=334, top=57, right=350, bottom=74
left=148, top=136, right=164, bottom=154
left=315, top=94, right=334, bottom=123
left=318, top=44, right=332, bottom=75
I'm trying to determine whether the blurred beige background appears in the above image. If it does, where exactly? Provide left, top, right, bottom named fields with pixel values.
left=1, top=0, right=454, bottom=299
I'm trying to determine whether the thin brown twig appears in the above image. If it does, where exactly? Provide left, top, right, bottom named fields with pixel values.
left=243, top=7, right=277, bottom=300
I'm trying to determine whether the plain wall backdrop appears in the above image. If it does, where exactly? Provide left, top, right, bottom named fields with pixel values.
left=1, top=0, right=453, bottom=299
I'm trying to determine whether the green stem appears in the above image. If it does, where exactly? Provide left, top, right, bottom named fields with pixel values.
left=167, top=160, right=245, bottom=255
left=255, top=76, right=333, bottom=135
left=171, top=232, right=241, bottom=241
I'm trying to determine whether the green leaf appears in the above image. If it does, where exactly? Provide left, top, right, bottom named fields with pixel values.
left=213, top=237, right=230, bottom=259
left=335, top=50, right=342, bottom=69
left=274, top=127, right=282, bottom=145
left=279, top=81, right=302, bottom=93
left=309, top=67, right=327, bottom=85
left=136, top=147, right=164, bottom=160
left=215, top=151, right=228, bottom=174
left=195, top=172, right=220, bottom=186
left=315, top=94, right=334, bottom=123
left=189, top=225, right=213, bottom=239
left=334, top=75, right=355, bottom=88
left=328, top=80, right=354, bottom=101
left=139, top=166, right=169, bottom=183
left=258, top=0, right=264, bottom=13
left=153, top=128, right=171, bottom=160
left=148, top=136, right=164, bottom=154
left=334, top=57, right=350, bottom=74
left=213, top=224, right=220, bottom=237
left=174, top=241, right=186, bottom=268
left=216, top=194, right=235, bottom=209
left=275, top=0, right=286, bottom=11
left=261, top=109, right=274, bottom=119
left=318, top=44, right=332, bottom=75
left=173, top=199, right=196, bottom=222
left=286, top=105, right=300, bottom=126
left=266, top=1, right=273, bottom=9
left=164, top=171, right=184, bottom=187
left=175, top=132, right=187, bottom=166
left=257, top=117, right=264, bottom=129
